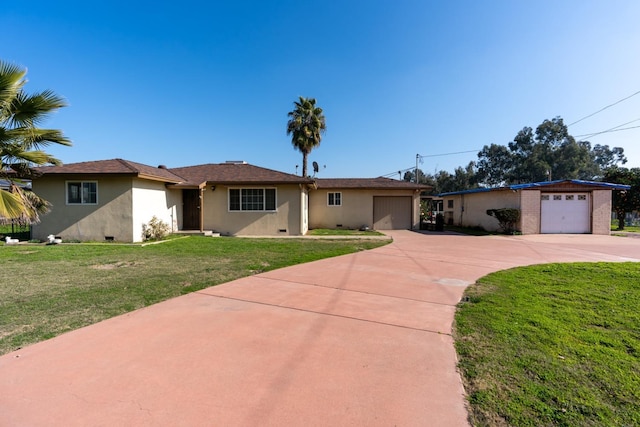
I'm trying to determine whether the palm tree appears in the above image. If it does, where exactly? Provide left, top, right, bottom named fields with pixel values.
left=286, top=96, right=326, bottom=177
left=0, top=60, right=71, bottom=223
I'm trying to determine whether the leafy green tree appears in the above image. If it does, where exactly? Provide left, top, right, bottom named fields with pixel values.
left=451, top=162, right=479, bottom=191
left=591, top=144, right=627, bottom=170
left=477, top=117, right=626, bottom=186
left=286, top=97, right=326, bottom=177
left=403, top=168, right=434, bottom=186
left=0, top=60, right=71, bottom=222
left=405, top=163, right=478, bottom=194
left=603, top=167, right=640, bottom=230
left=476, top=143, right=513, bottom=187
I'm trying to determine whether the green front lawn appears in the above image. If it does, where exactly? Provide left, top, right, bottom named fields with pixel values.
left=0, top=236, right=389, bottom=356
left=455, top=262, right=640, bottom=426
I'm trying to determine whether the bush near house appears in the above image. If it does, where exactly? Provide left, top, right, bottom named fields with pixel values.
left=486, top=208, right=520, bottom=234
left=142, top=216, right=170, bottom=241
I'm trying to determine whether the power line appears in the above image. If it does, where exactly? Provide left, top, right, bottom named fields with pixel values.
left=575, top=124, right=640, bottom=139
left=417, top=149, right=479, bottom=158
left=567, top=90, right=640, bottom=127
left=381, top=149, right=482, bottom=178
left=381, top=166, right=416, bottom=178
left=574, top=117, right=640, bottom=138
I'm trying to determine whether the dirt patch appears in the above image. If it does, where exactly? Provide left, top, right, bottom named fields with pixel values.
left=91, top=261, right=139, bottom=270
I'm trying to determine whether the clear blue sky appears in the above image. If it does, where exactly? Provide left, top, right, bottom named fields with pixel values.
left=3, top=1, right=639, bottom=178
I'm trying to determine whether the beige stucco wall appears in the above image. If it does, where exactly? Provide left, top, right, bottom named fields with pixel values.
left=443, top=190, right=521, bottom=232
left=309, top=189, right=421, bottom=230
left=32, top=175, right=135, bottom=242
left=591, top=190, right=612, bottom=235
left=131, top=178, right=180, bottom=242
left=520, top=189, right=541, bottom=234
left=201, top=184, right=303, bottom=236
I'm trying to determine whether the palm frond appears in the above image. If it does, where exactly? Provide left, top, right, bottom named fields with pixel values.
left=15, top=128, right=72, bottom=149
left=0, top=184, right=50, bottom=224
left=9, top=90, right=68, bottom=128
left=0, top=61, right=26, bottom=118
left=9, top=149, right=61, bottom=166
left=0, top=60, right=69, bottom=220
left=0, top=187, right=26, bottom=221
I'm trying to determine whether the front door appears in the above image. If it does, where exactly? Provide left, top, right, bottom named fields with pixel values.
left=183, top=189, right=200, bottom=230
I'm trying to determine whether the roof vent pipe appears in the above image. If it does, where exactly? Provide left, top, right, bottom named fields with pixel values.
left=158, top=165, right=167, bottom=169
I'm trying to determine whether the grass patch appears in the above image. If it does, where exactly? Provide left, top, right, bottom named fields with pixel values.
left=454, top=262, right=640, bottom=426
left=307, top=228, right=384, bottom=236
left=0, top=236, right=389, bottom=355
left=611, top=225, right=640, bottom=233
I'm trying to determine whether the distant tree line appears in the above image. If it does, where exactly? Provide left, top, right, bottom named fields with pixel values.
left=405, top=116, right=640, bottom=229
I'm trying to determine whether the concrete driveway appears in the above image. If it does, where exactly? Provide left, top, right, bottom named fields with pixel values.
left=1, top=231, right=639, bottom=426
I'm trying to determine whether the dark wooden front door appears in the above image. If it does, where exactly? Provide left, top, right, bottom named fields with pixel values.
left=183, top=189, right=200, bottom=230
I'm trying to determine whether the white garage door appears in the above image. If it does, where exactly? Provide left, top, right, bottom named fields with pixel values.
left=373, top=196, right=412, bottom=230
left=540, top=193, right=590, bottom=234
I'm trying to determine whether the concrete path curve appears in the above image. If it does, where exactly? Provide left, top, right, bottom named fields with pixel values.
left=1, top=231, right=639, bottom=426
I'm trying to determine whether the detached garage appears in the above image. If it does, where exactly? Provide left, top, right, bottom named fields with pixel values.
left=441, top=180, right=630, bottom=235
left=540, top=192, right=590, bottom=233
left=309, top=178, right=429, bottom=231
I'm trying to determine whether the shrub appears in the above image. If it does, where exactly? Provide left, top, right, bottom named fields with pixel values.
left=486, top=208, right=520, bottom=234
left=142, top=216, right=170, bottom=241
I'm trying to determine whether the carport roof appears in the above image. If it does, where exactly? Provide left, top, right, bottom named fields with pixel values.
left=439, top=179, right=631, bottom=196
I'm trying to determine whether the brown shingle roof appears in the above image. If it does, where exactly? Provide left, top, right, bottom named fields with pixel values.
left=315, top=177, right=430, bottom=190
left=169, top=163, right=313, bottom=185
left=35, top=159, right=184, bottom=183
left=34, top=159, right=427, bottom=191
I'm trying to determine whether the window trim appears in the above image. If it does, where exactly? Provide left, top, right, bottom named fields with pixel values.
left=66, top=181, right=98, bottom=205
left=228, top=187, right=277, bottom=212
left=327, top=192, right=342, bottom=207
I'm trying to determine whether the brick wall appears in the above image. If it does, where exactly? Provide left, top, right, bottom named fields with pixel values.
left=591, top=190, right=612, bottom=235
left=520, top=190, right=540, bottom=234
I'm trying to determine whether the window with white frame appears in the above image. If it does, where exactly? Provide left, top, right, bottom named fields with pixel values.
left=327, top=192, right=342, bottom=206
left=229, top=188, right=276, bottom=211
left=67, top=181, right=97, bottom=205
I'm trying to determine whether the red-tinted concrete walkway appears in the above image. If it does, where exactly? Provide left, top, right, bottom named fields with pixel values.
left=1, top=231, right=639, bottom=426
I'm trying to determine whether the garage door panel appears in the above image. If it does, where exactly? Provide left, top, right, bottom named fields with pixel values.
left=373, top=197, right=411, bottom=230
left=541, top=193, right=590, bottom=234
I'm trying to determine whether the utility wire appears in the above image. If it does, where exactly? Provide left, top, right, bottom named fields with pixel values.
left=382, top=149, right=482, bottom=178
left=575, top=124, right=640, bottom=139
left=567, top=90, right=640, bottom=127
left=382, top=166, right=417, bottom=178
left=417, top=149, right=479, bottom=158
left=574, top=117, right=640, bottom=138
